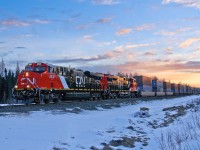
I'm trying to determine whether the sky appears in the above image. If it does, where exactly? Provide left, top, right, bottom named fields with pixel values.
left=0, top=0, right=200, bottom=86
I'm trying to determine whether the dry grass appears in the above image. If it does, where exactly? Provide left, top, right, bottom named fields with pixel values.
left=158, top=99, right=200, bottom=150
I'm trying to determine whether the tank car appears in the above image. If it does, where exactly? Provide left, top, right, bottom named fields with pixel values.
left=13, top=62, right=138, bottom=104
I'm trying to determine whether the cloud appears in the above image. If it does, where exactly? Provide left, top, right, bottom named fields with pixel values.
left=66, top=13, right=82, bottom=22
left=126, top=43, right=156, bottom=49
left=0, top=19, right=30, bottom=27
left=46, top=47, right=125, bottom=64
left=96, top=17, right=112, bottom=23
left=143, top=51, right=156, bottom=56
left=165, top=47, right=173, bottom=51
left=53, top=60, right=200, bottom=86
left=178, top=27, right=192, bottom=32
left=156, top=59, right=170, bottom=62
left=107, top=60, right=200, bottom=74
left=179, top=38, right=200, bottom=48
left=134, top=24, right=154, bottom=31
left=97, top=40, right=117, bottom=46
left=0, top=50, right=13, bottom=57
left=155, top=27, right=191, bottom=36
left=32, top=19, right=50, bottom=24
left=50, top=42, right=157, bottom=64
left=116, top=28, right=132, bottom=35
left=0, top=19, right=51, bottom=27
left=195, top=48, right=200, bottom=51
left=76, top=17, right=112, bottom=31
left=8, top=60, right=27, bottom=65
left=165, top=47, right=173, bottom=54
left=47, top=55, right=110, bottom=63
left=184, top=17, right=199, bottom=21
left=0, top=53, right=9, bottom=57
left=70, top=13, right=82, bottom=19
left=155, top=31, right=177, bottom=36
left=15, top=47, right=27, bottom=49
left=162, top=0, right=200, bottom=9
left=92, top=0, right=120, bottom=5
left=83, top=35, right=94, bottom=41
left=166, top=52, right=173, bottom=55
left=17, top=34, right=33, bottom=38
left=76, top=24, right=91, bottom=30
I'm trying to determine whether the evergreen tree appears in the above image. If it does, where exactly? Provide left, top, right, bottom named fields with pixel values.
left=15, top=61, right=20, bottom=82
left=0, top=58, right=5, bottom=77
left=129, top=72, right=133, bottom=78
left=7, top=70, right=13, bottom=101
left=1, top=76, right=6, bottom=103
left=0, top=76, right=2, bottom=103
left=0, top=65, right=16, bottom=103
left=4, top=68, right=7, bottom=77
left=125, top=73, right=128, bottom=77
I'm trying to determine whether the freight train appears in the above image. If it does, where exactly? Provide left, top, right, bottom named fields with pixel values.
left=13, top=62, right=200, bottom=104
left=13, top=62, right=138, bottom=104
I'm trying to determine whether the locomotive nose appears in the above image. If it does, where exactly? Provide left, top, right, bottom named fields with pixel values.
left=17, top=71, right=38, bottom=89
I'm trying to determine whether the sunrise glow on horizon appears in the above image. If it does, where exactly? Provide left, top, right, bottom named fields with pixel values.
left=0, top=0, right=200, bottom=86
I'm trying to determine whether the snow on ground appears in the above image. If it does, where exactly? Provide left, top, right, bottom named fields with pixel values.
left=0, top=95, right=200, bottom=150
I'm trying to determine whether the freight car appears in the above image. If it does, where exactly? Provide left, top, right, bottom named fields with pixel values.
left=13, top=62, right=138, bottom=104
left=133, top=76, right=199, bottom=97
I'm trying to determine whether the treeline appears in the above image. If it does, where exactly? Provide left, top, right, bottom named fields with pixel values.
left=0, top=68, right=17, bottom=103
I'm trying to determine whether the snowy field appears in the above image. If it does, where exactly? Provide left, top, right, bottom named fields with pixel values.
left=1, top=95, right=200, bottom=150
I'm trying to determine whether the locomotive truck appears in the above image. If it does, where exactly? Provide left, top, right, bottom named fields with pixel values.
left=13, top=62, right=138, bottom=104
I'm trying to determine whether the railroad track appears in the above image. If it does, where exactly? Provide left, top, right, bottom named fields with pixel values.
left=0, top=95, right=188, bottom=114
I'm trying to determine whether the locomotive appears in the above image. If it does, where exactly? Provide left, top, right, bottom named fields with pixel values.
left=13, top=62, right=138, bottom=104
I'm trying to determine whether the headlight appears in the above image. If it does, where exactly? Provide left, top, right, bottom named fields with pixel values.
left=27, top=85, right=30, bottom=88
left=14, top=85, right=18, bottom=89
left=25, top=72, right=29, bottom=77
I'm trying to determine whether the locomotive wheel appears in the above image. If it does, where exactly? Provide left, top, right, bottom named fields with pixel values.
left=35, top=101, right=40, bottom=104
left=53, top=99, right=57, bottom=103
left=53, top=95, right=61, bottom=103
left=25, top=99, right=29, bottom=105
left=34, top=96, right=40, bottom=104
left=53, top=98, right=59, bottom=103
left=44, top=99, right=49, bottom=104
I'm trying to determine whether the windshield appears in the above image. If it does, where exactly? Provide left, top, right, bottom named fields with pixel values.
left=25, top=66, right=33, bottom=71
left=33, top=66, right=46, bottom=73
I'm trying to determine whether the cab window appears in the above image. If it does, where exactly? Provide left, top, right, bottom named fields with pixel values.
left=34, top=66, right=46, bottom=73
left=25, top=66, right=33, bottom=71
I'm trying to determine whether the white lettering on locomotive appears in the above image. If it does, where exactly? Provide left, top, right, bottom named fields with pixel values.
left=76, top=76, right=85, bottom=87
left=21, top=78, right=36, bottom=85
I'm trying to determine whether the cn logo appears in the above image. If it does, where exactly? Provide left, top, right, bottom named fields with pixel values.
left=21, top=78, right=36, bottom=85
left=76, top=76, right=85, bottom=86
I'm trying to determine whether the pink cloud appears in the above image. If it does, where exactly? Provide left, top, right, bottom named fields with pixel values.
left=179, top=37, right=200, bottom=48
left=83, top=35, right=94, bottom=41
left=116, top=28, right=132, bottom=35
left=135, top=24, right=154, bottom=31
